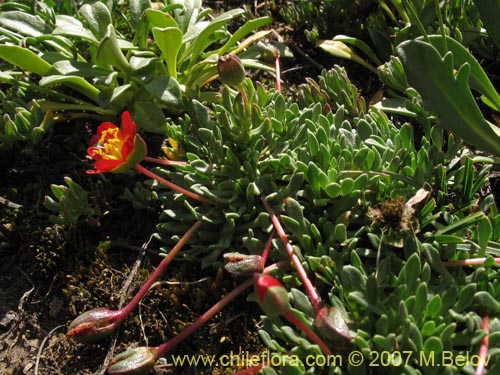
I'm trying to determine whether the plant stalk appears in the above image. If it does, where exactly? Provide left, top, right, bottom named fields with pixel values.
left=475, top=315, right=489, bottom=375
left=261, top=197, right=323, bottom=313
left=443, top=258, right=500, bottom=267
left=282, top=310, right=333, bottom=356
left=154, top=277, right=254, bottom=356
left=134, top=164, right=218, bottom=205
left=120, top=220, right=203, bottom=317
left=143, top=156, right=189, bottom=166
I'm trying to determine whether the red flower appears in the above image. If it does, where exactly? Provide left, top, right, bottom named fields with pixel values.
left=87, top=111, right=147, bottom=174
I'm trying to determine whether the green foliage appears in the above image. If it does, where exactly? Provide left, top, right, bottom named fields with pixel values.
left=315, top=1, right=500, bottom=157
left=145, top=66, right=500, bottom=373
left=396, top=38, right=500, bottom=157
left=0, top=0, right=272, bottom=136
left=0, top=94, right=54, bottom=144
left=4, top=2, right=500, bottom=375
left=44, top=176, right=96, bottom=225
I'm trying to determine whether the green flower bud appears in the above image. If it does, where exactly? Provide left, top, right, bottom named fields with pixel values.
left=217, top=54, right=246, bottom=88
left=107, top=346, right=158, bottom=375
left=255, top=274, right=290, bottom=316
left=66, top=307, right=122, bottom=344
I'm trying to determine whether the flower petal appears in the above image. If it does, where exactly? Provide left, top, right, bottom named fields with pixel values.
left=92, top=159, right=125, bottom=173
left=121, top=111, right=136, bottom=137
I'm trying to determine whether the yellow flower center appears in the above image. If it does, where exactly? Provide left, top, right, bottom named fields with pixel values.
left=95, top=128, right=124, bottom=160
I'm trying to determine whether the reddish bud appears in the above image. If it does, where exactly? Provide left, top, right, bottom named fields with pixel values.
left=255, top=274, right=290, bottom=316
left=217, top=54, right=246, bottom=88
left=107, top=346, right=158, bottom=375
left=66, top=307, right=122, bottom=344
left=224, top=252, right=264, bottom=275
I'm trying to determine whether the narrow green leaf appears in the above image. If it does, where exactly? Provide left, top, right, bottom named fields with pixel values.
left=333, top=34, right=383, bottom=65
left=477, top=218, right=492, bottom=256
left=217, top=16, right=273, bottom=55
left=319, top=39, right=378, bottom=73
left=188, top=8, right=245, bottom=68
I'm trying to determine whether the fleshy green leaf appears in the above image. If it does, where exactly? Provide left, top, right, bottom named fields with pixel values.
left=145, top=9, right=179, bottom=29
left=130, top=0, right=152, bottom=28
left=0, top=45, right=54, bottom=76
left=0, top=11, right=49, bottom=36
left=132, top=102, right=168, bottom=134
left=145, top=75, right=183, bottom=107
left=95, top=24, right=130, bottom=73
left=152, top=26, right=182, bottom=78
left=80, top=2, right=112, bottom=37
left=474, top=291, right=500, bottom=312
left=40, top=75, right=101, bottom=103
left=53, top=15, right=99, bottom=45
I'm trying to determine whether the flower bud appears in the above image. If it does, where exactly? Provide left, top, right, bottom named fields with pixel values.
left=224, top=252, right=264, bottom=276
left=255, top=274, right=290, bottom=316
left=66, top=307, right=122, bottom=344
left=107, top=346, right=158, bottom=375
left=217, top=54, right=246, bottom=88
left=314, top=306, right=354, bottom=343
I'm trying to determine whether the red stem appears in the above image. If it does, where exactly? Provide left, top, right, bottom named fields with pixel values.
left=443, top=258, right=500, bottom=267
left=260, top=229, right=275, bottom=264
left=261, top=197, right=323, bottom=313
left=475, top=315, right=490, bottom=375
left=283, top=310, right=333, bottom=356
left=275, top=54, right=281, bottom=93
left=143, top=156, right=188, bottom=166
left=134, top=164, right=218, bottom=206
left=231, top=363, right=264, bottom=375
left=155, top=277, right=254, bottom=356
left=152, top=263, right=286, bottom=357
left=120, top=220, right=203, bottom=317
